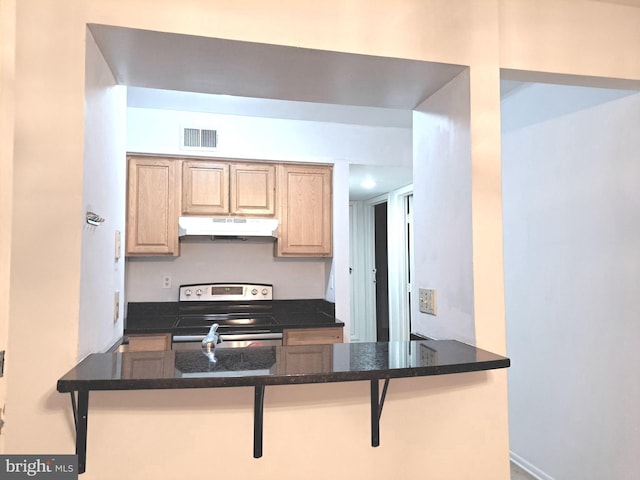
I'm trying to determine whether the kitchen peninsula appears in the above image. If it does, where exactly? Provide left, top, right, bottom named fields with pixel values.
left=57, top=340, right=509, bottom=474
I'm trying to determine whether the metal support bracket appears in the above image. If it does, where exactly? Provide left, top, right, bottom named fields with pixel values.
left=253, top=385, right=265, bottom=458
left=69, top=391, right=89, bottom=474
left=370, top=378, right=390, bottom=447
left=69, top=379, right=392, bottom=471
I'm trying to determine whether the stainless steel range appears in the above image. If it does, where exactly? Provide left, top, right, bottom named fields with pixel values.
left=173, top=283, right=282, bottom=349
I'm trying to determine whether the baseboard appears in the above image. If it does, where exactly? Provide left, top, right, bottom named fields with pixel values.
left=510, top=451, right=555, bottom=480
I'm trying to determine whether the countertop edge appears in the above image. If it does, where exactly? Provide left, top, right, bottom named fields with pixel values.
left=56, top=357, right=509, bottom=392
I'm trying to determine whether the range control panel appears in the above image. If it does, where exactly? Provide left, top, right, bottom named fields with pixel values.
left=179, top=283, right=273, bottom=302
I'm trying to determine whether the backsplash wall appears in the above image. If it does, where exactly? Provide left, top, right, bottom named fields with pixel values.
left=125, top=238, right=330, bottom=303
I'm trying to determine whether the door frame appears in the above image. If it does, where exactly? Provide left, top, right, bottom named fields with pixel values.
left=386, top=184, right=413, bottom=341
left=349, top=184, right=413, bottom=342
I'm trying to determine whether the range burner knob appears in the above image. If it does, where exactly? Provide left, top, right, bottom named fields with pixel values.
left=251, top=288, right=258, bottom=295
left=261, top=288, right=269, bottom=295
left=196, top=289, right=203, bottom=297
left=184, top=289, right=192, bottom=297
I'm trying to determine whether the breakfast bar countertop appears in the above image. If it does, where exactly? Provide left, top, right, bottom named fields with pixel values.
left=57, top=339, right=509, bottom=391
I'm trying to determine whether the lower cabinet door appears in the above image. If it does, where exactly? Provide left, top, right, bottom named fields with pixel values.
left=277, top=344, right=333, bottom=375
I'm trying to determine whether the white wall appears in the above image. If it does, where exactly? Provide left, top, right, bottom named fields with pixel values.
left=503, top=83, right=640, bottom=480
left=126, top=107, right=411, bottom=309
left=78, top=31, right=127, bottom=357
left=127, top=107, right=412, bottom=166
left=411, top=70, right=475, bottom=345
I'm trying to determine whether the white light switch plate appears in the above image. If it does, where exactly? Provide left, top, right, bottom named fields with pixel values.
left=114, top=230, right=121, bottom=261
left=419, top=288, right=437, bottom=316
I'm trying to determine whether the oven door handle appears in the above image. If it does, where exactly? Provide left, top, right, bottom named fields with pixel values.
left=173, top=332, right=283, bottom=342
left=220, top=332, right=282, bottom=341
left=173, top=335, right=206, bottom=342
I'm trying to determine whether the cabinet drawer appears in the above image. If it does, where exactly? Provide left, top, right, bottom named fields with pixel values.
left=127, top=333, right=172, bottom=352
left=282, top=327, right=343, bottom=346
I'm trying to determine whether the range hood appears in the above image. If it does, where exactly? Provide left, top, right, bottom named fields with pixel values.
left=178, top=216, right=279, bottom=238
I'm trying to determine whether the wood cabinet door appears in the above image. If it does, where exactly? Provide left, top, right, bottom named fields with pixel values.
left=182, top=160, right=229, bottom=214
left=277, top=344, right=333, bottom=374
left=126, top=157, right=179, bottom=255
left=230, top=163, right=276, bottom=216
left=277, top=164, right=332, bottom=256
left=121, top=351, right=176, bottom=379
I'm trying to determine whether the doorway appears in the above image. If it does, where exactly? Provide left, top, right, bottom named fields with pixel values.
left=349, top=173, right=413, bottom=342
left=374, top=202, right=389, bottom=341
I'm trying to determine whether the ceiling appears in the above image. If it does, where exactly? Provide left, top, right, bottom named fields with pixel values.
left=349, top=164, right=413, bottom=201
left=89, top=24, right=465, bottom=198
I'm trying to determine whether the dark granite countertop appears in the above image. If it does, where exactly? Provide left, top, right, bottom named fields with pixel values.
left=271, top=299, right=337, bottom=327
left=57, top=340, right=509, bottom=392
left=124, top=299, right=343, bottom=335
left=124, top=302, right=179, bottom=333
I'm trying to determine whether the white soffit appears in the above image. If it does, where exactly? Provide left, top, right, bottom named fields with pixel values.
left=88, top=24, right=465, bottom=111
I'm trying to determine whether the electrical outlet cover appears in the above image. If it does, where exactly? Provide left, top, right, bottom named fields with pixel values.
left=113, top=292, right=120, bottom=323
left=419, top=288, right=437, bottom=316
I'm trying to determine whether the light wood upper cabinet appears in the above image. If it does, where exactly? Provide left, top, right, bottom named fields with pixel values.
left=126, top=157, right=179, bottom=256
left=182, top=160, right=275, bottom=216
left=230, top=163, right=276, bottom=216
left=277, top=164, right=332, bottom=257
left=126, top=155, right=331, bottom=257
left=182, top=161, right=229, bottom=215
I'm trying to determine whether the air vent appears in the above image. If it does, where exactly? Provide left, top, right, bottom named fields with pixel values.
left=181, top=127, right=218, bottom=150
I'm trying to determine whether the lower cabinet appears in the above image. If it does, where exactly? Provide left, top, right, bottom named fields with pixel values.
left=278, top=326, right=343, bottom=374
left=277, top=344, right=333, bottom=375
left=282, top=327, right=343, bottom=346
left=121, top=351, right=176, bottom=379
